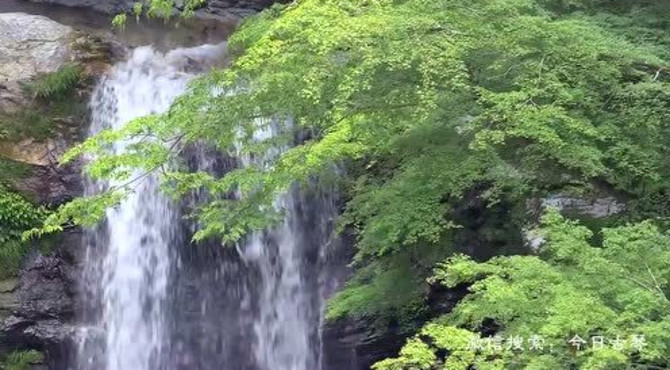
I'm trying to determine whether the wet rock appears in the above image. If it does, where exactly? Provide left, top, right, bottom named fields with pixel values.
left=9, top=159, right=83, bottom=205
left=1, top=248, right=79, bottom=369
left=0, top=280, right=19, bottom=369
left=0, top=136, right=84, bottom=205
left=16, top=254, right=76, bottom=320
left=322, top=317, right=406, bottom=370
left=19, top=0, right=134, bottom=14
left=0, top=280, right=19, bottom=323
left=3, top=317, right=75, bottom=347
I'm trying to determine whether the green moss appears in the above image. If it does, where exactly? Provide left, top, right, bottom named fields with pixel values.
left=1, top=350, right=44, bottom=370
left=0, top=110, right=52, bottom=141
left=0, top=157, right=30, bottom=181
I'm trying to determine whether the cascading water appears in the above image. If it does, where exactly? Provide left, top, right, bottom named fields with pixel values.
left=236, top=121, right=332, bottom=370
left=77, top=43, right=344, bottom=370
left=77, top=44, right=226, bottom=370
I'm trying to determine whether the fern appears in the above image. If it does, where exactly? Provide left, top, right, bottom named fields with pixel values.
left=30, top=64, right=81, bottom=100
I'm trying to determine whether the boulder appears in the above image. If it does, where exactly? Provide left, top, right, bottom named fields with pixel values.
left=0, top=13, right=75, bottom=113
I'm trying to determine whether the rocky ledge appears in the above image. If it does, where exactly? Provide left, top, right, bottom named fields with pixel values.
left=21, top=0, right=287, bottom=20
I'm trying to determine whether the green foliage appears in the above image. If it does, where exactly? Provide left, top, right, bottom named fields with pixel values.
left=111, top=13, right=127, bottom=30
left=379, top=210, right=670, bottom=369
left=326, top=242, right=450, bottom=329
left=0, top=109, right=52, bottom=141
left=0, top=187, right=44, bottom=245
left=0, top=186, right=46, bottom=278
left=113, top=0, right=207, bottom=22
left=147, top=0, right=206, bottom=18
left=0, top=99, right=86, bottom=142
left=1, top=350, right=44, bottom=370
left=373, top=324, right=483, bottom=370
left=30, top=64, right=82, bottom=101
left=0, top=158, right=30, bottom=180
left=133, top=2, right=143, bottom=20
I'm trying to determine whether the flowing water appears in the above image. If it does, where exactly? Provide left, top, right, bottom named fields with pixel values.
left=77, top=43, right=344, bottom=370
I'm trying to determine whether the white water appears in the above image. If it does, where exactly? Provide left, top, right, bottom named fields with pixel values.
left=79, top=44, right=226, bottom=370
left=237, top=121, right=319, bottom=370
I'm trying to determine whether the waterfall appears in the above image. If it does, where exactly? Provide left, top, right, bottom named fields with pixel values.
left=236, top=121, right=336, bottom=370
left=77, top=44, right=226, bottom=370
left=76, top=44, right=343, bottom=370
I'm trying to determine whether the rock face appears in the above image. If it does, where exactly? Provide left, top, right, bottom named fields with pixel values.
left=0, top=13, right=74, bottom=113
left=540, top=193, right=625, bottom=218
left=21, top=0, right=134, bottom=14
left=21, top=0, right=288, bottom=20
left=0, top=280, right=19, bottom=323
left=322, top=318, right=406, bottom=370
left=1, top=141, right=85, bottom=205
left=1, top=245, right=80, bottom=370
left=0, top=12, right=119, bottom=205
left=524, top=191, right=626, bottom=250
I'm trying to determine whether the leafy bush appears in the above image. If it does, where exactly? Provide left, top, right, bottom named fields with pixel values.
left=377, top=210, right=670, bottom=369
left=0, top=186, right=45, bottom=278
